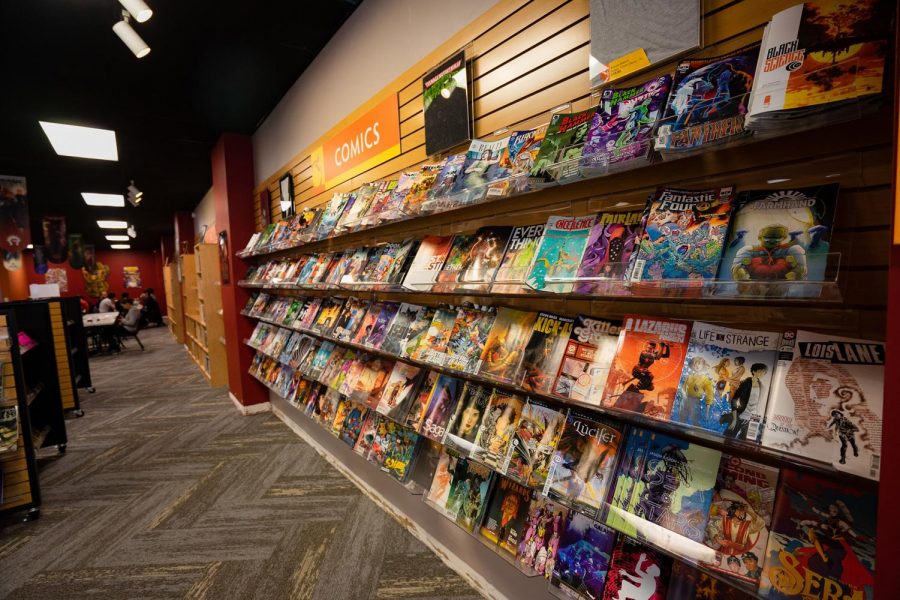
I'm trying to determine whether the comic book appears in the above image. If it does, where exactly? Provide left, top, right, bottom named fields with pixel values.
left=340, top=247, right=377, bottom=287
left=401, top=164, right=442, bottom=215
left=717, top=184, right=839, bottom=298
left=383, top=238, right=419, bottom=285
left=470, top=389, right=526, bottom=473
left=331, top=297, right=369, bottom=342
left=478, top=307, right=537, bottom=383
left=529, top=107, right=598, bottom=182
left=479, top=476, right=533, bottom=557
left=607, top=427, right=722, bottom=542
left=667, top=561, right=756, bottom=600
left=338, top=403, right=367, bottom=447
left=310, top=297, right=343, bottom=336
left=486, top=128, right=541, bottom=197
left=505, top=398, right=567, bottom=488
left=433, top=234, right=476, bottom=287
left=406, top=437, right=444, bottom=494
left=574, top=210, right=645, bottom=294
left=401, top=235, right=454, bottom=290
left=445, top=307, right=496, bottom=373
left=630, top=186, right=735, bottom=281
left=381, top=303, right=425, bottom=356
left=0, top=406, right=18, bottom=453
left=400, top=305, right=436, bottom=360
left=702, top=454, right=779, bottom=588
left=427, top=154, right=466, bottom=203
left=353, top=410, right=380, bottom=459
left=455, top=226, right=513, bottom=291
left=425, top=447, right=469, bottom=519
left=453, top=460, right=493, bottom=533
left=363, top=301, right=401, bottom=348
left=316, top=388, right=343, bottom=428
left=601, top=315, right=692, bottom=419
left=442, top=381, right=492, bottom=455
left=330, top=397, right=352, bottom=435
left=335, top=184, right=376, bottom=232
left=553, top=315, right=622, bottom=406
left=452, top=137, right=510, bottom=194
left=404, top=370, right=440, bottom=431
left=296, top=298, right=323, bottom=331
left=375, top=362, right=423, bottom=422
left=350, top=302, right=383, bottom=346
left=420, top=374, right=464, bottom=442
left=349, top=355, right=393, bottom=406
left=365, top=242, right=401, bottom=284
left=378, top=171, right=417, bottom=221
left=550, top=511, right=618, bottom=600
left=411, top=305, right=458, bottom=366
left=655, top=45, right=760, bottom=153
left=307, top=340, right=336, bottom=381
left=759, top=470, right=876, bottom=600
left=670, top=322, right=780, bottom=440
left=314, top=193, right=350, bottom=239
left=360, top=179, right=398, bottom=225
left=492, top=224, right=544, bottom=293
left=516, top=494, right=569, bottom=578
left=601, top=537, right=672, bottom=600
left=318, top=347, right=352, bottom=388
left=761, top=329, right=884, bottom=480
left=526, top=215, right=596, bottom=293
left=544, top=411, right=624, bottom=518
left=370, top=419, right=420, bottom=481
left=519, top=312, right=575, bottom=395
left=581, top=74, right=672, bottom=169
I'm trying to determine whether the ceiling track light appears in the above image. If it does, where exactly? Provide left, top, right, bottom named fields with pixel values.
left=118, top=0, right=153, bottom=23
left=113, top=12, right=150, bottom=59
left=127, top=180, right=143, bottom=206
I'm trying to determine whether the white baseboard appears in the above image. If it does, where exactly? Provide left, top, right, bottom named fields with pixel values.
left=230, top=392, right=271, bottom=415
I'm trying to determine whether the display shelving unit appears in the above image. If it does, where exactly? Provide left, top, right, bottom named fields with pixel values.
left=186, top=243, right=228, bottom=386
left=163, top=260, right=184, bottom=344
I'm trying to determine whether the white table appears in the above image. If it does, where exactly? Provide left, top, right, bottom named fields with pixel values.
left=83, top=313, right=119, bottom=328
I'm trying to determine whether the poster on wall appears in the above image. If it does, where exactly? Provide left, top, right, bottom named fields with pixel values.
left=32, top=244, right=48, bottom=275
left=123, top=266, right=141, bottom=288
left=0, top=175, right=31, bottom=252
left=83, top=262, right=109, bottom=298
left=82, top=244, right=96, bottom=272
left=423, top=50, right=472, bottom=156
left=68, top=233, right=84, bottom=269
left=42, top=215, right=68, bottom=264
left=259, top=189, right=271, bottom=228
left=279, top=174, right=295, bottom=219
left=218, top=231, right=230, bottom=284
left=3, top=250, right=21, bottom=272
left=45, top=267, right=68, bottom=292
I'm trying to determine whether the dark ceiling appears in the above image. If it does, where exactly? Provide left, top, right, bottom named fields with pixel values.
left=0, top=0, right=361, bottom=251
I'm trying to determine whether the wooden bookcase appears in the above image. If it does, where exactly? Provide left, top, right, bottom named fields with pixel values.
left=182, top=245, right=228, bottom=386
left=163, top=261, right=184, bottom=344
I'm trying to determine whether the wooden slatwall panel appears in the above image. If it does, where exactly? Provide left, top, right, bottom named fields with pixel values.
left=0, top=316, right=32, bottom=510
left=48, top=301, right=75, bottom=411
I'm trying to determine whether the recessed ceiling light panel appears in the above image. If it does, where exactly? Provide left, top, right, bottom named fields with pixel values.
left=105, top=235, right=130, bottom=241
left=110, top=244, right=131, bottom=249
left=39, top=121, right=118, bottom=161
left=82, top=193, right=125, bottom=207
left=97, top=220, right=128, bottom=229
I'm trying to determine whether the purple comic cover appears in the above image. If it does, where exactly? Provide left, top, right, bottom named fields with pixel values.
left=582, top=75, right=671, bottom=167
left=574, top=210, right=645, bottom=294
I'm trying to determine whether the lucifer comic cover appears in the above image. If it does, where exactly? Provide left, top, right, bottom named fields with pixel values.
left=455, top=226, right=514, bottom=291
left=550, top=511, right=618, bottom=600
left=353, top=410, right=381, bottom=459
left=478, top=307, right=537, bottom=383
left=479, top=476, right=533, bottom=556
left=601, top=315, right=692, bottom=419
left=310, top=297, right=343, bottom=335
left=520, top=312, right=575, bottom=395
left=401, top=163, right=442, bottom=215
left=376, top=362, right=423, bottom=421
left=433, top=234, right=476, bottom=287
left=630, top=186, right=735, bottom=281
left=363, top=301, right=401, bottom=348
left=667, top=561, right=755, bottom=600
left=601, top=537, right=672, bottom=600
left=470, top=389, right=526, bottom=473
left=607, top=427, right=721, bottom=543
left=670, top=321, right=780, bottom=440
left=338, top=403, right=367, bottom=447
left=506, top=398, right=567, bottom=488
left=492, top=224, right=544, bottom=293
left=370, top=419, right=420, bottom=481
left=759, top=470, right=876, bottom=600
left=543, top=411, right=623, bottom=518
left=517, top=494, right=569, bottom=578
left=427, top=153, right=466, bottom=202
left=411, top=305, right=458, bottom=365
left=350, top=302, right=383, bottom=346
left=454, top=460, right=494, bottom=533
left=761, top=329, right=884, bottom=480
left=526, top=215, right=596, bottom=293
left=404, top=370, right=439, bottom=431
left=445, top=307, right=496, bottom=373
left=331, top=297, right=369, bottom=342
left=574, top=210, right=645, bottom=294
left=716, top=184, right=839, bottom=298
left=529, top=107, right=598, bottom=182
left=442, top=381, right=492, bottom=455
left=420, top=374, right=463, bottom=442
left=553, top=316, right=622, bottom=406
left=402, top=235, right=454, bottom=290
left=702, top=454, right=779, bottom=588
left=452, top=137, right=510, bottom=194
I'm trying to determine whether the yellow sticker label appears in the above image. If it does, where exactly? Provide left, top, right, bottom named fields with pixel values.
left=608, top=48, right=651, bottom=82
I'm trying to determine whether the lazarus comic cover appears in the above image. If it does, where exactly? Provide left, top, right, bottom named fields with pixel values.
left=529, top=107, right=598, bottom=183
left=670, top=321, right=780, bottom=441
left=491, top=223, right=544, bottom=293
left=574, top=210, right=645, bottom=294
left=553, top=315, right=622, bottom=406
left=479, top=476, right=533, bottom=557
left=761, top=330, right=884, bottom=480
left=607, top=427, right=721, bottom=543
left=519, top=312, right=575, bottom=395
left=543, top=411, right=623, bottom=519
left=518, top=494, right=568, bottom=578
left=526, top=215, right=596, bottom=293
left=506, top=398, right=567, bottom=489
left=550, top=511, right=618, bottom=600
left=478, top=307, right=537, bottom=384
left=442, top=381, right=492, bottom=455
left=759, top=470, right=876, bottom=600
left=601, top=536, right=672, bottom=600
left=630, top=186, right=735, bottom=281
left=601, top=315, right=692, bottom=420
left=469, top=389, right=526, bottom=473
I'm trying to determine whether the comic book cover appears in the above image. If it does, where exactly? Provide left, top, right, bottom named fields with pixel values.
left=601, top=315, right=692, bottom=419
left=544, top=411, right=623, bottom=518
left=366, top=243, right=400, bottom=284
left=382, top=303, right=424, bottom=356
left=383, top=238, right=419, bottom=285
left=425, top=447, right=468, bottom=519
left=336, top=184, right=376, bottom=232
left=337, top=355, right=366, bottom=396
left=310, top=297, right=343, bottom=335
left=365, top=302, right=402, bottom=348
left=492, top=224, right=544, bottom=293
left=607, top=427, right=722, bottom=542
left=375, top=362, right=423, bottom=421
left=455, top=226, right=514, bottom=291
left=670, top=322, right=780, bottom=440
left=761, top=329, right=884, bottom=480
left=361, top=179, right=398, bottom=224
left=420, top=374, right=463, bottom=442
left=330, top=397, right=352, bottom=435
left=308, top=340, right=336, bottom=380
left=486, top=128, right=539, bottom=197
left=316, top=388, right=343, bottom=428
left=511, top=125, right=547, bottom=187
left=574, top=210, right=645, bottom=294
left=445, top=307, right=496, bottom=373
left=550, top=511, right=618, bottom=599
left=506, top=398, right=567, bottom=488
left=470, top=389, right=526, bottom=473
left=702, top=454, right=779, bottom=588
left=331, top=297, right=369, bottom=342
left=553, top=316, right=622, bottom=406
left=339, top=247, right=376, bottom=286
left=601, top=537, right=672, bottom=600
left=296, top=337, right=322, bottom=372
left=478, top=307, right=537, bottom=383
left=318, top=347, right=352, bottom=388
left=454, top=460, right=493, bottom=533
left=529, top=107, right=598, bottom=182
left=295, top=298, right=322, bottom=331
left=427, top=154, right=466, bottom=202
left=517, top=494, right=569, bottom=578
left=667, top=561, right=756, bottom=600
left=717, top=184, right=839, bottom=298
left=433, top=234, right=476, bottom=287
left=411, top=305, right=458, bottom=366
left=442, top=381, right=492, bottom=455
left=401, top=164, right=443, bottom=215
left=582, top=74, right=672, bottom=168
left=452, top=137, right=510, bottom=194
left=759, top=470, right=876, bottom=600
left=338, top=403, right=367, bottom=447
left=401, top=306, right=436, bottom=360
left=401, top=235, right=454, bottom=290
left=655, top=45, right=760, bottom=152
left=349, top=356, right=393, bottom=407
left=350, top=302, right=383, bottom=346
left=630, top=186, right=735, bottom=281
left=406, top=437, right=443, bottom=494
left=353, top=410, right=380, bottom=458
left=405, top=370, right=439, bottom=431
left=370, top=419, right=420, bottom=481
left=479, top=476, right=533, bottom=556
left=379, top=171, right=417, bottom=220
left=315, top=193, right=350, bottom=238
left=526, top=215, right=596, bottom=293
left=520, top=312, right=575, bottom=395
left=324, top=250, right=353, bottom=286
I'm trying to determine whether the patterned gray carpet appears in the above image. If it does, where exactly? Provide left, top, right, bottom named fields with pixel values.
left=0, top=326, right=480, bottom=600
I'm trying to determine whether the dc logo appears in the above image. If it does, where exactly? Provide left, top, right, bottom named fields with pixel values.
left=552, top=454, right=561, bottom=463
left=786, top=61, right=802, bottom=72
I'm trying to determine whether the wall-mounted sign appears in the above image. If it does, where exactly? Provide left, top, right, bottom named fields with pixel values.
left=309, top=94, right=401, bottom=195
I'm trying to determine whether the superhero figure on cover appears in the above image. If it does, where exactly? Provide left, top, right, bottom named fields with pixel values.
left=826, top=409, right=860, bottom=464
left=732, top=224, right=808, bottom=282
left=798, top=498, right=860, bottom=582
left=706, top=499, right=766, bottom=559
left=630, top=341, right=670, bottom=392
left=635, top=446, right=691, bottom=527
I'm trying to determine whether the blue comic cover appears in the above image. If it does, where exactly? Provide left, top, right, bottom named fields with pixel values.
left=630, top=186, right=735, bottom=281
left=607, top=427, right=721, bottom=543
left=550, top=511, right=618, bottom=600
left=670, top=322, right=780, bottom=441
left=526, top=214, right=597, bottom=293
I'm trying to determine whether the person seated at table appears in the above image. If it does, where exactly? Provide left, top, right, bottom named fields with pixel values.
left=116, top=292, right=132, bottom=314
left=141, top=290, right=162, bottom=326
left=119, top=298, right=142, bottom=335
left=99, top=292, right=117, bottom=313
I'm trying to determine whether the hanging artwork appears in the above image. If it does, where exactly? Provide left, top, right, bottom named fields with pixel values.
left=3, top=250, right=21, bottom=271
left=259, top=189, right=271, bottom=228
left=45, top=268, right=68, bottom=292
left=68, top=234, right=84, bottom=269
left=82, top=244, right=96, bottom=272
left=42, top=215, right=67, bottom=264
left=0, top=175, right=31, bottom=252
left=32, top=244, right=48, bottom=275
left=123, top=266, right=141, bottom=288
left=218, top=231, right=230, bottom=284
left=83, top=261, right=110, bottom=298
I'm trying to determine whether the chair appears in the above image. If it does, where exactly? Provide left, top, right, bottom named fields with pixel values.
left=117, top=321, right=145, bottom=351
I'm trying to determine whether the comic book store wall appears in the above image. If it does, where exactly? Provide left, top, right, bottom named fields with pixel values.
left=235, top=1, right=900, bottom=598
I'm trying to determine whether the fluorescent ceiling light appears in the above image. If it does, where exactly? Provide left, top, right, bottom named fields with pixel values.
left=119, top=0, right=153, bottom=23
left=113, top=20, right=151, bottom=58
left=105, top=235, right=130, bottom=241
left=110, top=244, right=131, bottom=249
left=38, top=121, right=118, bottom=161
left=766, top=178, right=791, bottom=184
left=82, top=192, right=125, bottom=207
left=97, top=220, right=128, bottom=229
